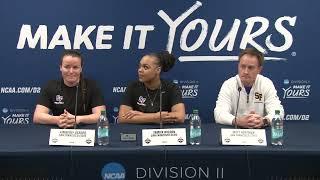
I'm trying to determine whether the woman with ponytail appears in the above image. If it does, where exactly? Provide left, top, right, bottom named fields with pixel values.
left=118, top=51, right=185, bottom=124
left=33, top=50, right=106, bottom=128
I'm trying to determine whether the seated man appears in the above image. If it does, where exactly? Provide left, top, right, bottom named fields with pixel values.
left=33, top=50, right=106, bottom=128
left=118, top=51, right=185, bottom=124
left=214, top=48, right=284, bottom=128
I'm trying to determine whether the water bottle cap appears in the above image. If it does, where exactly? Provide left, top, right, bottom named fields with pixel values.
left=101, top=110, right=106, bottom=116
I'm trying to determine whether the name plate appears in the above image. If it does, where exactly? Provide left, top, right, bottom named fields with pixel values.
left=142, top=128, right=187, bottom=146
left=49, top=129, right=95, bottom=147
left=221, top=128, right=267, bottom=146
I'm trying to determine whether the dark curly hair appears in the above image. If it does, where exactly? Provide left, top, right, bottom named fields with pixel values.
left=149, top=51, right=176, bottom=72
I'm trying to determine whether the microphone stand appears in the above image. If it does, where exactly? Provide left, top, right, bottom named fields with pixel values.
left=70, top=84, right=79, bottom=179
left=159, top=83, right=163, bottom=129
left=74, top=85, right=79, bottom=129
left=234, top=87, right=242, bottom=129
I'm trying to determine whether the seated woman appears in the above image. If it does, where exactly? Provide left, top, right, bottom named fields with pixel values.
left=118, top=51, right=185, bottom=124
left=33, top=50, right=106, bottom=128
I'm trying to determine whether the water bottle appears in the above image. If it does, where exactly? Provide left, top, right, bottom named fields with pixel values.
left=271, top=110, right=283, bottom=145
left=97, top=110, right=109, bottom=146
left=190, top=109, right=201, bottom=145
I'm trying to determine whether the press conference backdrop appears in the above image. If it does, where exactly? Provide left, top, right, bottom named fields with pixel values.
left=0, top=0, right=317, bottom=125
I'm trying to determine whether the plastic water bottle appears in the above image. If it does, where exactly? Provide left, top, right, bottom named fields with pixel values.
left=190, top=109, right=201, bottom=145
left=97, top=110, right=109, bottom=146
left=271, top=110, right=283, bottom=145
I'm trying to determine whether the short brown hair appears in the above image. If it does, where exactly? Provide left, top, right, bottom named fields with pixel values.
left=60, top=50, right=83, bottom=66
left=238, top=48, right=264, bottom=66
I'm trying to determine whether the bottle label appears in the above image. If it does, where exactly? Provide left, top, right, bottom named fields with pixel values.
left=272, top=129, right=283, bottom=139
left=190, top=128, right=201, bottom=138
left=272, top=119, right=283, bottom=139
left=98, top=128, right=109, bottom=138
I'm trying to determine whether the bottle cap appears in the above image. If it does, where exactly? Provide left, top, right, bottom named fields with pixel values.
left=193, top=109, right=199, bottom=114
left=101, top=110, right=106, bottom=116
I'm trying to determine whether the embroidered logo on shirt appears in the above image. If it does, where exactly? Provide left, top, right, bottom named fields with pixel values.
left=137, top=96, right=146, bottom=106
left=54, top=95, right=64, bottom=105
left=254, top=92, right=263, bottom=103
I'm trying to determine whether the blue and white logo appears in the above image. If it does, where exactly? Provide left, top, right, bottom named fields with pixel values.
left=178, top=80, right=199, bottom=99
left=112, top=86, right=126, bottom=93
left=113, top=107, right=119, bottom=112
left=101, top=162, right=126, bottom=180
left=2, top=108, right=8, bottom=114
left=282, top=79, right=311, bottom=99
left=283, top=79, right=289, bottom=85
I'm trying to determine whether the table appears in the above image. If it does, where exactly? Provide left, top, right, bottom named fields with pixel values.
left=0, top=122, right=319, bottom=180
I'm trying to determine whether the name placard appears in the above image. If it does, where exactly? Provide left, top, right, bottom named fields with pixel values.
left=142, top=128, right=186, bottom=146
left=221, top=128, right=267, bottom=146
left=49, top=129, right=95, bottom=146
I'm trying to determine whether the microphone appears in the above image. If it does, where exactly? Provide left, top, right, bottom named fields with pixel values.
left=74, top=85, right=79, bottom=129
left=159, top=83, right=163, bottom=129
left=234, top=86, right=242, bottom=129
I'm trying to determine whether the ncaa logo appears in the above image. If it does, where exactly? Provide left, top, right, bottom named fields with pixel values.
left=101, top=162, right=126, bottom=180
left=283, top=79, right=289, bottom=85
left=2, top=108, right=8, bottom=114
left=113, top=107, right=119, bottom=112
